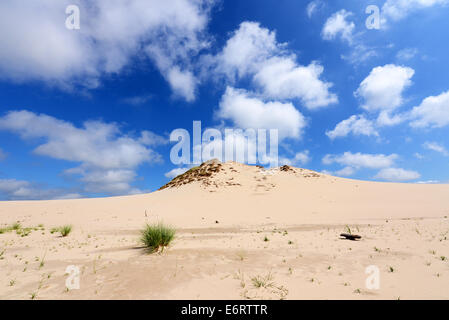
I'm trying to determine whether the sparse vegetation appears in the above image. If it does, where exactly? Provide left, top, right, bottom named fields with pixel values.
left=51, top=225, right=72, bottom=237
left=140, top=223, right=175, bottom=253
left=345, top=225, right=352, bottom=235
left=0, top=222, right=22, bottom=234
left=263, top=236, right=269, bottom=242
left=251, top=272, right=273, bottom=288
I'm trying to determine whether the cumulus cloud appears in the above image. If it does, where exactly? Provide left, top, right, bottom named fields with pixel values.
left=354, top=64, right=414, bottom=127
left=382, top=0, right=448, bottom=23
left=218, top=87, right=306, bottom=140
left=0, top=0, right=214, bottom=101
left=321, top=10, right=355, bottom=43
left=355, top=64, right=414, bottom=113
left=374, top=168, right=421, bottom=182
left=280, top=150, right=311, bottom=166
left=334, top=166, right=356, bottom=177
left=0, top=178, right=81, bottom=201
left=323, top=152, right=398, bottom=169
left=0, top=110, right=164, bottom=196
left=423, top=141, right=449, bottom=156
left=409, top=90, right=449, bottom=128
left=323, top=152, right=419, bottom=181
left=326, top=115, right=378, bottom=140
left=212, top=22, right=337, bottom=110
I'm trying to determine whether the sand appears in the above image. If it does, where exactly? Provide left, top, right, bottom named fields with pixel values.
left=0, top=160, right=448, bottom=300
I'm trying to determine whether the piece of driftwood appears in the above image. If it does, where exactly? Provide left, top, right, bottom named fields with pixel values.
left=340, top=233, right=362, bottom=241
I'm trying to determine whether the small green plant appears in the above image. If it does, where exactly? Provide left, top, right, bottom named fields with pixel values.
left=140, top=223, right=175, bottom=253
left=9, top=279, right=15, bottom=286
left=251, top=272, right=273, bottom=288
left=389, top=266, right=395, bottom=273
left=440, top=256, right=447, bottom=261
left=51, top=225, right=72, bottom=237
left=263, top=236, right=269, bottom=242
left=59, top=225, right=72, bottom=237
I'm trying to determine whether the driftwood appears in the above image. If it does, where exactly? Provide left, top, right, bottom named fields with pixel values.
left=340, top=233, right=362, bottom=241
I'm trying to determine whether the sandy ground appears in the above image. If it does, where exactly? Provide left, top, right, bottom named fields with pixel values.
left=0, top=161, right=449, bottom=300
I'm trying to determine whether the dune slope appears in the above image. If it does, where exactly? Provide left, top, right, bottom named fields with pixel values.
left=0, top=160, right=448, bottom=299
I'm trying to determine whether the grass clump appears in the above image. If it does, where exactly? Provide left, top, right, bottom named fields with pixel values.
left=60, top=225, right=72, bottom=237
left=140, top=223, right=175, bottom=253
left=0, top=222, right=22, bottom=234
left=51, top=225, right=72, bottom=237
left=251, top=272, right=273, bottom=288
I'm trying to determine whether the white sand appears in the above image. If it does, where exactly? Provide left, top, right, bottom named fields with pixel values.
left=0, top=161, right=448, bottom=299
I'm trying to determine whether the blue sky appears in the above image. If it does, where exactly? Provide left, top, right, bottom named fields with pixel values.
left=1, top=0, right=449, bottom=200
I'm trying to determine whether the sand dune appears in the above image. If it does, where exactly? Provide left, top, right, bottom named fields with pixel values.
left=1, top=160, right=449, bottom=299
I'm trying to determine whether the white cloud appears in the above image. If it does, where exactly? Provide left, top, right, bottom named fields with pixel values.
left=253, top=58, right=338, bottom=109
left=0, top=0, right=214, bottom=101
left=322, top=10, right=355, bottom=43
left=326, top=115, right=378, bottom=140
left=292, top=150, right=311, bottom=165
left=0, top=178, right=81, bottom=200
left=409, top=90, right=449, bottom=128
left=212, top=22, right=337, bottom=110
left=416, top=180, right=440, bottom=184
left=0, top=110, right=163, bottom=195
left=335, top=166, right=356, bottom=177
left=423, top=141, right=449, bottom=156
left=306, top=1, right=325, bottom=18
left=213, top=22, right=277, bottom=81
left=382, top=0, right=448, bottom=23
left=355, top=64, right=415, bottom=113
left=218, top=87, right=306, bottom=140
left=374, top=168, right=421, bottom=182
left=376, top=110, right=406, bottom=126
left=165, top=167, right=189, bottom=179
left=166, top=67, right=197, bottom=102
left=323, top=152, right=419, bottom=182
left=139, top=131, right=168, bottom=147
left=323, top=152, right=398, bottom=169
left=281, top=150, right=311, bottom=166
